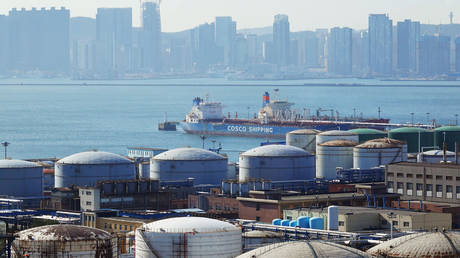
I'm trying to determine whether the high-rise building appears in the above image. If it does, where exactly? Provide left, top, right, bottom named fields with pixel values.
left=316, top=29, right=328, bottom=68
left=215, top=16, right=236, bottom=65
left=418, top=35, right=451, bottom=76
left=96, top=8, right=132, bottom=73
left=191, top=23, right=217, bottom=70
left=246, top=34, right=259, bottom=64
left=397, top=19, right=420, bottom=74
left=8, top=7, right=70, bottom=73
left=456, top=37, right=460, bottom=73
left=141, top=0, right=161, bottom=72
left=273, top=14, right=290, bottom=66
left=368, top=14, right=393, bottom=75
left=327, top=27, right=352, bottom=75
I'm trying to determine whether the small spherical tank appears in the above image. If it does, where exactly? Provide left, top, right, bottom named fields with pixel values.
left=135, top=217, right=241, bottom=258
left=316, top=140, right=357, bottom=180
left=150, top=147, right=228, bottom=185
left=286, top=129, right=321, bottom=153
left=12, top=225, right=117, bottom=257
left=238, top=145, right=315, bottom=183
left=55, top=151, right=135, bottom=188
left=0, top=159, right=42, bottom=197
left=353, top=138, right=408, bottom=169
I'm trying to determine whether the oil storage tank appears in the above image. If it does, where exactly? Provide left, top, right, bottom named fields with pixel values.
left=286, top=129, right=320, bottom=153
left=239, top=145, right=315, bottom=183
left=316, top=140, right=357, bottom=179
left=0, top=160, right=42, bottom=197
left=135, top=217, right=241, bottom=258
left=434, top=126, right=460, bottom=151
left=417, top=150, right=456, bottom=163
left=12, top=225, right=117, bottom=257
left=388, top=127, right=434, bottom=153
left=55, top=151, right=135, bottom=188
left=150, top=147, right=228, bottom=185
left=353, top=138, right=407, bottom=169
left=348, top=128, right=386, bottom=143
left=316, top=130, right=359, bottom=145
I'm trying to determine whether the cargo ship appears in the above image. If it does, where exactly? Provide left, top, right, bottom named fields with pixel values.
left=180, top=91, right=394, bottom=139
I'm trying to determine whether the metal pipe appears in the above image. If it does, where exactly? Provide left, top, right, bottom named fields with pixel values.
left=456, top=142, right=458, bottom=165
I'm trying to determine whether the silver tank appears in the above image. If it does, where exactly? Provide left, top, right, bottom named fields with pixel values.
left=316, top=140, right=358, bottom=179
left=316, top=130, right=359, bottom=145
left=286, top=129, right=320, bottom=153
left=0, top=159, right=42, bottom=197
left=150, top=147, right=228, bottom=185
left=239, top=145, right=315, bottom=183
left=354, top=138, right=408, bottom=169
left=55, top=151, right=135, bottom=188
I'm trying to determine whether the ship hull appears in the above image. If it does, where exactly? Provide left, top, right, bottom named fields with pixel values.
left=180, top=120, right=386, bottom=139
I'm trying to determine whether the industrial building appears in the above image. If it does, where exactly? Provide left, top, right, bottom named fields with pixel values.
left=237, top=190, right=399, bottom=223
left=135, top=217, right=242, bottom=257
left=55, top=150, right=135, bottom=188
left=237, top=241, right=371, bottom=258
left=239, top=145, right=315, bottom=182
left=367, top=231, right=460, bottom=257
left=284, top=206, right=451, bottom=232
left=150, top=147, right=228, bottom=185
left=0, top=159, right=43, bottom=198
left=11, top=224, right=117, bottom=257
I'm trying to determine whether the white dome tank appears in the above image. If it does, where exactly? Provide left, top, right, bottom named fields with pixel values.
left=0, top=159, right=42, bottom=197
left=417, top=150, right=456, bottom=163
left=55, top=151, right=135, bottom=188
left=353, top=138, right=408, bottom=169
left=316, top=140, right=357, bottom=179
left=239, top=145, right=315, bottom=183
left=286, top=129, right=321, bottom=154
left=316, top=130, right=359, bottom=145
left=13, top=225, right=117, bottom=257
left=150, top=147, right=228, bottom=185
left=237, top=241, right=371, bottom=258
left=135, top=217, right=241, bottom=258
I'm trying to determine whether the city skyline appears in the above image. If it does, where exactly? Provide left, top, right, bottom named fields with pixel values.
left=0, top=0, right=459, bottom=32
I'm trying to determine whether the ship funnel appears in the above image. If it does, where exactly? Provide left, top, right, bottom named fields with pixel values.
left=263, top=92, right=270, bottom=107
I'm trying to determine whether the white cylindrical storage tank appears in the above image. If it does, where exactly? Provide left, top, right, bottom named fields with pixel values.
left=0, top=160, right=43, bottom=197
left=327, top=205, right=339, bottom=231
left=239, top=145, right=315, bottom=183
left=150, top=147, right=228, bottom=185
left=316, top=130, right=359, bottom=145
left=316, top=140, right=357, bottom=179
left=417, top=150, right=456, bottom=163
left=135, top=217, right=241, bottom=258
left=353, top=138, right=408, bottom=169
left=55, top=151, right=135, bottom=188
left=139, top=161, right=150, bottom=179
left=12, top=225, right=117, bottom=257
left=286, top=129, right=320, bottom=153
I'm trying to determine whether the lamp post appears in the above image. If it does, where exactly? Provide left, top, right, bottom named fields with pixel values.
left=200, top=135, right=206, bottom=149
left=410, top=112, right=414, bottom=125
left=1, top=142, right=9, bottom=159
left=388, top=212, right=396, bottom=239
left=455, top=114, right=458, bottom=126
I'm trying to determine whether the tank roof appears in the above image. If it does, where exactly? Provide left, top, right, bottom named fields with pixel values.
left=57, top=151, right=131, bottom=165
left=319, top=140, right=358, bottom=147
left=367, top=231, right=460, bottom=257
left=288, top=129, right=321, bottom=135
left=237, top=241, right=371, bottom=258
left=422, top=150, right=455, bottom=156
left=242, top=230, right=283, bottom=238
left=141, top=217, right=239, bottom=233
left=355, top=138, right=405, bottom=149
left=154, top=147, right=226, bottom=161
left=434, top=125, right=460, bottom=132
left=318, top=130, right=357, bottom=136
left=348, top=128, right=385, bottom=134
left=0, top=159, right=41, bottom=168
left=241, top=145, right=311, bottom=157
left=15, top=225, right=112, bottom=241
left=389, top=127, right=430, bottom=133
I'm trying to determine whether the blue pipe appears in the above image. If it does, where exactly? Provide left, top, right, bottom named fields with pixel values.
left=383, top=197, right=386, bottom=209
left=408, top=200, right=411, bottom=210
left=373, top=195, right=377, bottom=208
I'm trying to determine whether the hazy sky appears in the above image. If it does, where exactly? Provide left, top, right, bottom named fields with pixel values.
left=1, top=0, right=459, bottom=32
